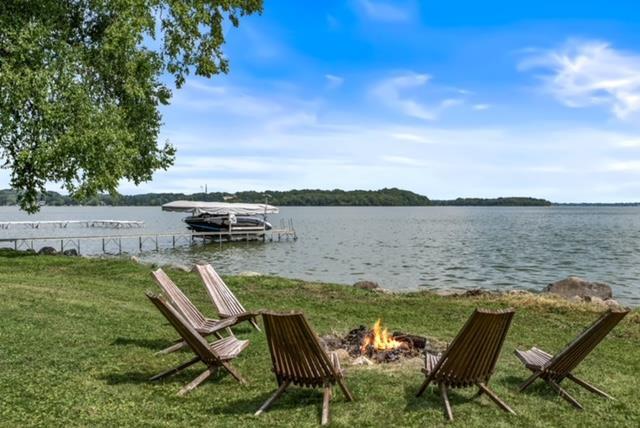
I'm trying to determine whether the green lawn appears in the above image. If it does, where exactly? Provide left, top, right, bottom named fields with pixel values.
left=0, top=250, right=638, bottom=427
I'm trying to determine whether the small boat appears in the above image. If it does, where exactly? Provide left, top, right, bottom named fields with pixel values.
left=183, top=214, right=272, bottom=232
left=162, top=200, right=278, bottom=237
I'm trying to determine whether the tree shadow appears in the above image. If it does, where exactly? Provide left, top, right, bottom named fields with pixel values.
left=403, top=383, right=479, bottom=414
left=101, top=366, right=234, bottom=386
left=102, top=371, right=155, bottom=385
left=0, top=248, right=38, bottom=258
left=111, top=337, right=176, bottom=351
left=502, top=375, right=563, bottom=402
left=211, top=387, right=325, bottom=416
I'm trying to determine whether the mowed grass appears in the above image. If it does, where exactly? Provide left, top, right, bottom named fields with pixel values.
left=0, top=251, right=639, bottom=427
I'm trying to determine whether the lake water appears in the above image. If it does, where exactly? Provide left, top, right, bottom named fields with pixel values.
left=1, top=206, right=639, bottom=305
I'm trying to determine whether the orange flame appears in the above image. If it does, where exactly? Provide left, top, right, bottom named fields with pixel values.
left=360, top=319, right=402, bottom=353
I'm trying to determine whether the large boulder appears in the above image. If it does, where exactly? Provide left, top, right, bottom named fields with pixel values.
left=545, top=276, right=612, bottom=300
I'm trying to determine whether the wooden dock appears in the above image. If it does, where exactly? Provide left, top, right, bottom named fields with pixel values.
left=0, top=228, right=297, bottom=255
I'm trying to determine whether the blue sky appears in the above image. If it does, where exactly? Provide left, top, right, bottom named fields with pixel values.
left=17, top=0, right=640, bottom=202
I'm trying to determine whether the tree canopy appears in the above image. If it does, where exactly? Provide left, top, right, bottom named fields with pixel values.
left=0, top=0, right=262, bottom=212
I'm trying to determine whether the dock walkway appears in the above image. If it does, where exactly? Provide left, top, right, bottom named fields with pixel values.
left=0, top=228, right=297, bottom=255
left=0, top=220, right=144, bottom=229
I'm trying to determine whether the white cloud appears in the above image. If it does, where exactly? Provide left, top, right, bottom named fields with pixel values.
left=325, top=74, right=344, bottom=89
left=603, top=161, right=640, bottom=172
left=519, top=40, right=640, bottom=119
left=615, top=138, right=640, bottom=148
left=372, top=72, right=462, bottom=120
left=35, top=120, right=640, bottom=202
left=265, top=112, right=318, bottom=132
left=389, top=132, right=431, bottom=143
left=175, top=81, right=283, bottom=117
left=473, top=104, right=491, bottom=111
left=354, top=0, right=412, bottom=22
left=380, top=155, right=430, bottom=167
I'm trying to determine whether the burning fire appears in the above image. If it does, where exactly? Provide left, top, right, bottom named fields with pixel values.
left=360, top=319, right=402, bottom=353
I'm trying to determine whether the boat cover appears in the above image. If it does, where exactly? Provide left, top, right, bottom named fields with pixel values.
left=162, top=200, right=279, bottom=216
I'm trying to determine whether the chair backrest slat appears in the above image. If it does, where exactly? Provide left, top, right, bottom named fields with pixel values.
left=545, top=309, right=629, bottom=377
left=146, top=292, right=220, bottom=365
left=151, top=269, right=206, bottom=328
left=262, top=312, right=337, bottom=387
left=195, top=264, right=246, bottom=317
left=435, top=309, right=515, bottom=386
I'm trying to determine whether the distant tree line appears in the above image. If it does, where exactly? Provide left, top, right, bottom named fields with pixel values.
left=0, top=188, right=557, bottom=207
left=431, top=197, right=552, bottom=206
left=0, top=188, right=432, bottom=207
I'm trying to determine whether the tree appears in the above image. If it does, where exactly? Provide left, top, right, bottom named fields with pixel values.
left=0, top=0, right=262, bottom=212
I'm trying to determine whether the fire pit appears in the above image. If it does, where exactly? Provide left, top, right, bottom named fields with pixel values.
left=322, top=319, right=446, bottom=364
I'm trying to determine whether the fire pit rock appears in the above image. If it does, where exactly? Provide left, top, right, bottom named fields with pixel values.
left=320, top=323, right=446, bottom=365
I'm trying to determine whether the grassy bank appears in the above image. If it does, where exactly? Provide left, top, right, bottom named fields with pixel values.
left=0, top=251, right=638, bottom=427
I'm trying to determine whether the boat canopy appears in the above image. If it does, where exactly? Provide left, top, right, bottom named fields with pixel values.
left=162, top=200, right=279, bottom=216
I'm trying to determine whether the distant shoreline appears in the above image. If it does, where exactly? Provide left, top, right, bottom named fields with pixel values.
left=2, top=187, right=640, bottom=207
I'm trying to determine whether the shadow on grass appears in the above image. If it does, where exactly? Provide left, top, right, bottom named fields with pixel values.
left=502, top=375, right=564, bottom=403
left=210, top=387, right=326, bottom=416
left=112, top=337, right=176, bottom=350
left=102, top=367, right=237, bottom=386
left=0, top=248, right=38, bottom=258
left=403, top=383, right=479, bottom=414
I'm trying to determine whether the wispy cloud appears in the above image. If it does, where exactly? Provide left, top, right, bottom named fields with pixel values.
left=325, top=74, right=344, bottom=89
left=473, top=104, right=491, bottom=111
left=174, top=81, right=283, bottom=117
left=380, top=155, right=430, bottom=167
left=519, top=40, right=640, bottom=119
left=615, top=138, right=640, bottom=148
left=353, top=0, right=412, bottom=22
left=603, top=161, right=640, bottom=172
left=371, top=72, right=463, bottom=120
left=389, top=132, right=431, bottom=143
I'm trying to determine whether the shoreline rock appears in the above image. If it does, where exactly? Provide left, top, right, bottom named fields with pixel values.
left=545, top=276, right=612, bottom=300
left=38, top=246, right=57, bottom=255
left=238, top=271, right=262, bottom=277
left=353, top=280, right=380, bottom=291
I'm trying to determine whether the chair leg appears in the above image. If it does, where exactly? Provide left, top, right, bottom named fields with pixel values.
left=149, top=356, right=200, bottom=381
left=155, top=340, right=188, bottom=355
left=177, top=367, right=215, bottom=396
left=255, top=380, right=291, bottom=416
left=478, top=383, right=516, bottom=415
left=416, top=376, right=432, bottom=397
left=321, top=386, right=331, bottom=426
left=336, top=378, right=355, bottom=402
left=519, top=371, right=541, bottom=392
left=221, top=361, right=247, bottom=384
left=547, top=379, right=584, bottom=410
left=250, top=318, right=261, bottom=332
left=566, top=374, right=614, bottom=400
left=156, top=330, right=222, bottom=355
left=439, top=383, right=454, bottom=421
